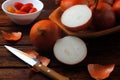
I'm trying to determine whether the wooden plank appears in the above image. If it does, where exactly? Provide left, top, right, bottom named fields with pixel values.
left=0, top=66, right=119, bottom=80
left=0, top=46, right=34, bottom=56
left=0, top=50, right=120, bottom=67
left=0, top=68, right=50, bottom=80
left=0, top=56, right=27, bottom=67
left=0, top=44, right=120, bottom=67
left=0, top=68, right=69, bottom=80
left=0, top=0, right=120, bottom=79
left=0, top=35, right=31, bottom=45
left=0, top=68, right=30, bottom=79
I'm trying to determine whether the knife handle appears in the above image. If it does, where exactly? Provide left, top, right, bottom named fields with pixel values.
left=33, top=62, right=70, bottom=80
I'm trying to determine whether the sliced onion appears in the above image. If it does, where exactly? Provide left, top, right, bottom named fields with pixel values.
left=61, top=5, right=92, bottom=31
left=53, top=36, right=87, bottom=65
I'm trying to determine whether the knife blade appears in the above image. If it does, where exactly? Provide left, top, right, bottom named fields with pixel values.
left=4, top=45, right=69, bottom=80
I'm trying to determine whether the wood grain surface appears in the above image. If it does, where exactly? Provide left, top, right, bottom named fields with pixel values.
left=0, top=0, right=120, bottom=80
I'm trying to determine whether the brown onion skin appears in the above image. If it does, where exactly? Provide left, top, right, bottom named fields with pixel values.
left=92, top=2, right=116, bottom=31
left=30, top=20, right=61, bottom=52
left=60, top=0, right=95, bottom=11
left=88, top=64, right=115, bottom=80
left=101, top=0, right=114, bottom=5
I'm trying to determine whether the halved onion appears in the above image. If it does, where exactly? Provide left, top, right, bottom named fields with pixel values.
left=53, top=36, right=87, bottom=65
left=61, top=5, right=92, bottom=31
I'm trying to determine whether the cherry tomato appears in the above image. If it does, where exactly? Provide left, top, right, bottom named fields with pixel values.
left=14, top=2, right=23, bottom=10
left=20, top=3, right=33, bottom=12
left=15, top=10, right=27, bottom=14
left=29, top=8, right=37, bottom=13
left=7, top=6, right=15, bottom=13
left=7, top=2, right=37, bottom=14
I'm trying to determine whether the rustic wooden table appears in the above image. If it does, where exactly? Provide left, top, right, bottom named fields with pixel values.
left=0, top=0, right=120, bottom=80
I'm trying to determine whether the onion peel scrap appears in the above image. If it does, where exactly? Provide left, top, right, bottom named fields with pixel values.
left=24, top=49, right=51, bottom=72
left=88, top=64, right=115, bottom=80
left=1, top=30, right=22, bottom=41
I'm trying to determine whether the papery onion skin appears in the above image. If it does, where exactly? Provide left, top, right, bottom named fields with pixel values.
left=1, top=31, right=22, bottom=41
left=88, top=64, right=115, bottom=80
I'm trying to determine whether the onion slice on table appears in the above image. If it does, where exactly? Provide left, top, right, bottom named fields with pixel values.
left=53, top=36, right=87, bottom=65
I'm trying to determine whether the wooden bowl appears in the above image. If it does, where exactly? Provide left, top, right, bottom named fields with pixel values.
left=49, top=7, right=120, bottom=38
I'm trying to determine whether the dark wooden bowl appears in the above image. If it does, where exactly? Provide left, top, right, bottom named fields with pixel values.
left=49, top=7, right=120, bottom=38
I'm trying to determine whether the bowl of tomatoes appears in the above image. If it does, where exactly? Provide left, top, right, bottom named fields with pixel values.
left=1, top=0, right=44, bottom=25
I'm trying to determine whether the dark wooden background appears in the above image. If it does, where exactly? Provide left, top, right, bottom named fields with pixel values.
left=0, top=0, right=120, bottom=80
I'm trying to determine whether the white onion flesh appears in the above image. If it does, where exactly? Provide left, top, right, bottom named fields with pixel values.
left=53, top=36, right=87, bottom=65
left=61, top=5, right=92, bottom=28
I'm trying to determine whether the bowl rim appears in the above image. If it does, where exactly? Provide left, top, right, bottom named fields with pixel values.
left=1, top=0, right=44, bottom=16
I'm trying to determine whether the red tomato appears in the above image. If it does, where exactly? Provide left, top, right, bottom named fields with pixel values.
left=15, top=10, right=27, bottom=14
left=14, top=2, right=23, bottom=10
left=29, top=8, right=37, bottom=13
left=112, top=0, right=120, bottom=14
left=20, top=3, right=33, bottom=12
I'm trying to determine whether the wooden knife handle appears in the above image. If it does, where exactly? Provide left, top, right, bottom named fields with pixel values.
left=33, top=62, right=70, bottom=80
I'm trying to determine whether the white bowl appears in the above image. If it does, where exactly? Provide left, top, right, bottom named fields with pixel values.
left=1, top=0, right=44, bottom=25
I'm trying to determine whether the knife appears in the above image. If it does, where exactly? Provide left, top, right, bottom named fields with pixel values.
left=4, top=45, right=69, bottom=80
